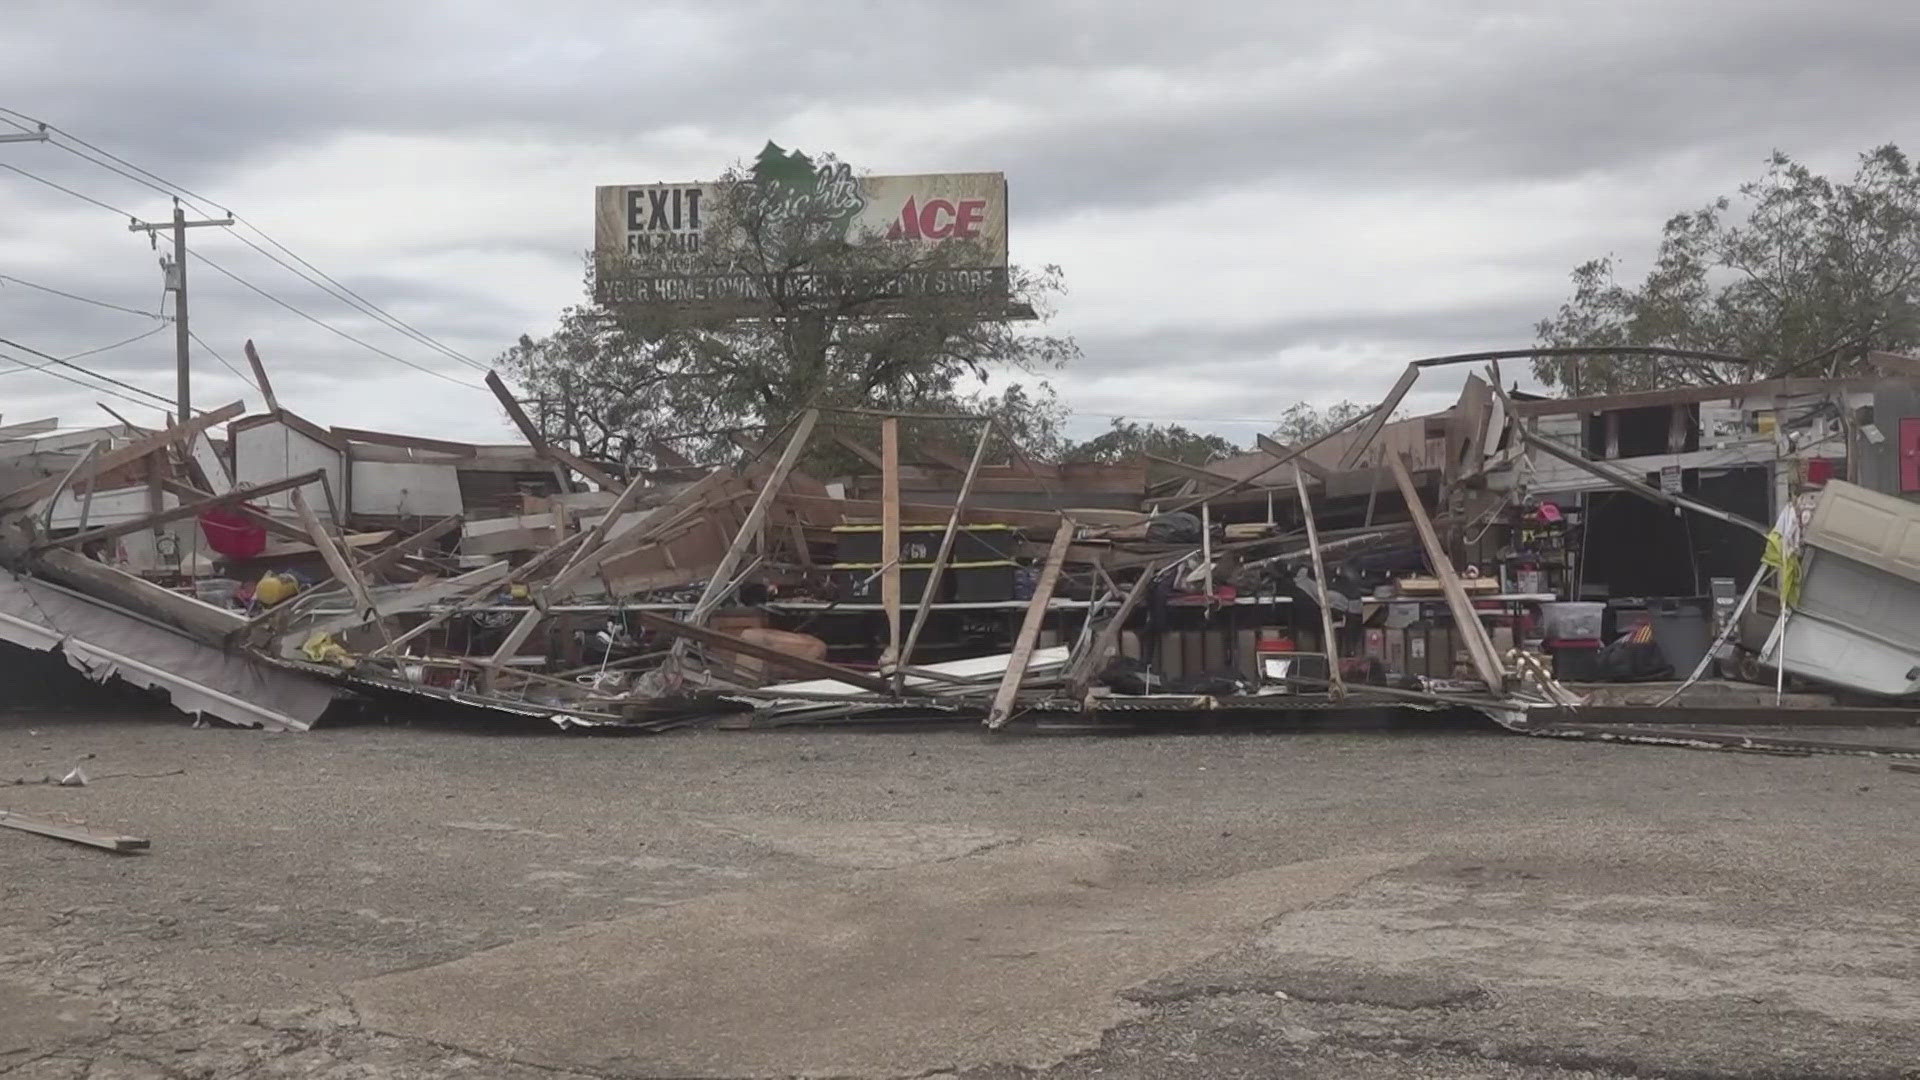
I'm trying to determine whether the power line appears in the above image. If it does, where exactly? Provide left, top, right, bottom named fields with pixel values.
left=0, top=348, right=176, bottom=413
left=3, top=109, right=488, bottom=371
left=187, top=248, right=486, bottom=391
left=58, top=323, right=170, bottom=362
left=0, top=272, right=169, bottom=320
left=183, top=326, right=256, bottom=388
left=0, top=335, right=187, bottom=411
left=0, top=158, right=486, bottom=393
left=0, top=161, right=133, bottom=216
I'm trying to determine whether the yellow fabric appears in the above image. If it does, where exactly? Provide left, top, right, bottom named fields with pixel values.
left=301, top=632, right=354, bottom=668
left=255, top=572, right=298, bottom=606
left=1763, top=530, right=1801, bottom=607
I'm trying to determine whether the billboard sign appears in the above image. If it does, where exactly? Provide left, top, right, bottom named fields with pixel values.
left=593, top=143, right=1009, bottom=315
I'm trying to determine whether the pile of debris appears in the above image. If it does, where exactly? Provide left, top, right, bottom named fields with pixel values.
left=3, top=342, right=1919, bottom=746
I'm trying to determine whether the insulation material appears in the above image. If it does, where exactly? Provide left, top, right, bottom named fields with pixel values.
left=0, top=571, right=335, bottom=730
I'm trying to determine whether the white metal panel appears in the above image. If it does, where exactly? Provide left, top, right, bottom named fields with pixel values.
left=1804, top=479, right=1920, bottom=586
left=233, top=420, right=343, bottom=521
left=46, top=485, right=177, bottom=530
left=1796, top=549, right=1920, bottom=655
left=1762, top=611, right=1920, bottom=698
left=349, top=461, right=463, bottom=517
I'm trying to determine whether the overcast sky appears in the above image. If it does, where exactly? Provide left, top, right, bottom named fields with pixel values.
left=1, top=0, right=1913, bottom=446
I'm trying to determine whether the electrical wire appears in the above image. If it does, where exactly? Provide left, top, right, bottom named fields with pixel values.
left=184, top=327, right=257, bottom=388
left=186, top=248, right=486, bottom=391
left=0, top=335, right=183, bottom=411
left=56, top=323, right=170, bottom=362
left=0, top=348, right=174, bottom=413
left=0, top=273, right=168, bottom=320
left=3, top=109, right=487, bottom=371
left=0, top=149, right=489, bottom=392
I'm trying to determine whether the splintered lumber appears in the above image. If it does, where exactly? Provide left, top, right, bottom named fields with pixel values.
left=880, top=417, right=902, bottom=666
left=485, top=370, right=621, bottom=490
left=1338, top=364, right=1420, bottom=470
left=0, top=809, right=148, bottom=853
left=290, top=489, right=381, bottom=624
left=627, top=610, right=893, bottom=693
left=1387, top=451, right=1505, bottom=692
left=0, top=400, right=243, bottom=510
left=37, top=469, right=325, bottom=551
left=332, top=426, right=478, bottom=458
left=1293, top=467, right=1345, bottom=700
left=355, top=514, right=463, bottom=578
left=897, top=420, right=993, bottom=679
left=1145, top=453, right=1241, bottom=490
left=1256, top=434, right=1328, bottom=479
left=986, top=518, right=1075, bottom=729
left=1162, top=405, right=1376, bottom=517
left=684, top=409, right=819, bottom=627
left=1065, top=563, right=1154, bottom=698
left=244, top=339, right=280, bottom=409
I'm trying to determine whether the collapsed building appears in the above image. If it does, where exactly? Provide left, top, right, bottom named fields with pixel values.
left=3, top=343, right=1919, bottom=746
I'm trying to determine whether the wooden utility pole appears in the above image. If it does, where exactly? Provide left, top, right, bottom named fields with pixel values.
left=129, top=199, right=233, bottom=421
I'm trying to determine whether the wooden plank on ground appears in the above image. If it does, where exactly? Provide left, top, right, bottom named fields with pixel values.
left=0, top=809, right=148, bottom=853
left=985, top=518, right=1076, bottom=729
left=356, top=514, right=464, bottom=578
left=1386, top=452, right=1504, bottom=691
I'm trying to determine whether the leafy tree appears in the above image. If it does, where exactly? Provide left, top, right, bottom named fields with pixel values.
left=502, top=144, right=1077, bottom=471
left=1063, top=418, right=1240, bottom=466
left=1535, top=145, right=1920, bottom=394
left=1269, top=400, right=1374, bottom=446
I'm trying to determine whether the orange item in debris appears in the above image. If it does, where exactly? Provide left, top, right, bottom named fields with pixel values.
left=199, top=506, right=266, bottom=559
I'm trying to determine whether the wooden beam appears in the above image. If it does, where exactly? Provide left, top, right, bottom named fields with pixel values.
left=1146, top=453, right=1241, bottom=489
left=40, top=469, right=325, bottom=552
left=985, top=518, right=1075, bottom=729
left=1255, top=434, right=1328, bottom=479
left=683, top=409, right=819, bottom=628
left=290, top=489, right=380, bottom=623
left=244, top=339, right=279, bottom=410
left=332, top=426, right=477, bottom=458
left=1337, top=364, right=1420, bottom=470
left=1292, top=467, right=1345, bottom=700
left=830, top=431, right=886, bottom=471
left=0, top=809, right=147, bottom=853
left=356, top=514, right=463, bottom=578
left=880, top=417, right=902, bottom=667
left=1386, top=452, right=1505, bottom=691
left=648, top=437, right=696, bottom=469
left=484, top=370, right=620, bottom=490
left=896, top=421, right=993, bottom=680
left=627, top=609, right=893, bottom=694
left=159, top=478, right=309, bottom=545
left=0, top=401, right=244, bottom=511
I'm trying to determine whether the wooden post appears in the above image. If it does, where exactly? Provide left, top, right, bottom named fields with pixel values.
left=1386, top=452, right=1505, bottom=691
left=880, top=416, right=902, bottom=668
left=985, top=518, right=1074, bottom=729
left=1292, top=467, right=1345, bottom=700
left=1200, top=501, right=1214, bottom=598
left=896, top=421, right=993, bottom=681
